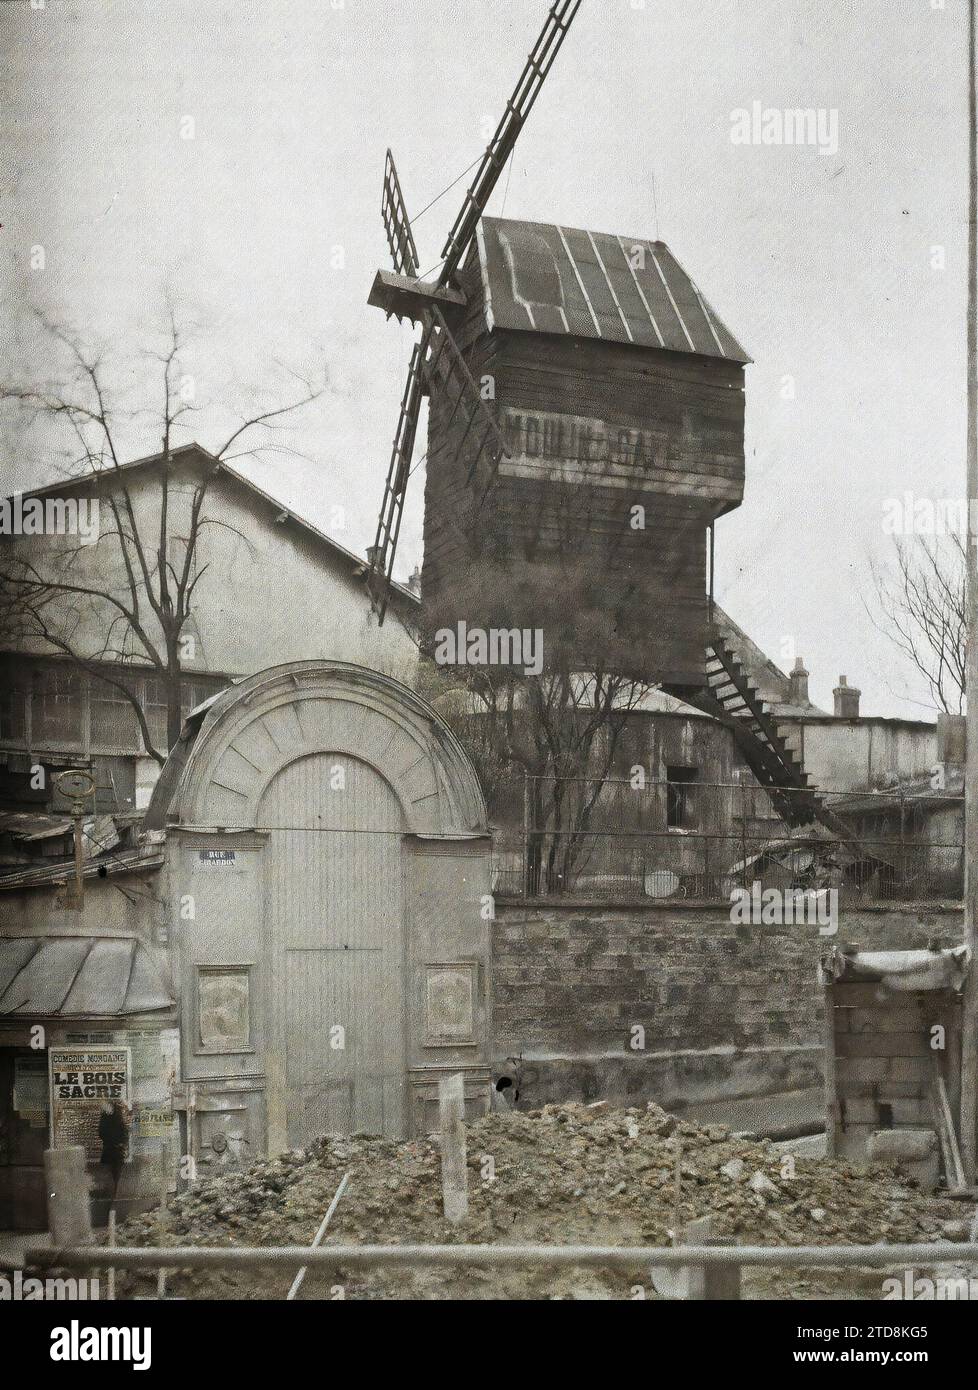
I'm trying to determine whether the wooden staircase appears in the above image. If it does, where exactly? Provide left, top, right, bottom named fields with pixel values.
left=669, top=624, right=855, bottom=843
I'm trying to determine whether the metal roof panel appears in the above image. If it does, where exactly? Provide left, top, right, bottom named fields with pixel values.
left=0, top=936, right=173, bottom=1017
left=479, top=217, right=750, bottom=364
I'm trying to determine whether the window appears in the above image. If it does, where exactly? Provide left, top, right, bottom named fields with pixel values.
left=196, top=967, right=252, bottom=1054
left=666, top=765, right=698, bottom=830
left=90, top=679, right=140, bottom=752
left=181, top=675, right=231, bottom=719
left=92, top=756, right=137, bottom=812
left=31, top=667, right=83, bottom=745
left=0, top=663, right=28, bottom=742
left=143, top=676, right=168, bottom=750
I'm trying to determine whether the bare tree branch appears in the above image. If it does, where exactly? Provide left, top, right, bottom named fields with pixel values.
left=1, top=299, right=325, bottom=762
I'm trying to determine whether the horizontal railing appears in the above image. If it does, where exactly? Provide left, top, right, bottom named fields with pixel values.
left=28, top=1239, right=978, bottom=1270
left=492, top=777, right=964, bottom=902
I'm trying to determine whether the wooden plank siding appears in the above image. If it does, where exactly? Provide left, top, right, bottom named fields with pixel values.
left=421, top=268, right=745, bottom=686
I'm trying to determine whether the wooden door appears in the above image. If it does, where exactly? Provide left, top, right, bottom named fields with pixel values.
left=260, top=754, right=405, bottom=1145
left=0, top=1049, right=48, bottom=1230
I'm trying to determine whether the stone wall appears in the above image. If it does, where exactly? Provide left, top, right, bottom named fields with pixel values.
left=491, top=899, right=963, bottom=1112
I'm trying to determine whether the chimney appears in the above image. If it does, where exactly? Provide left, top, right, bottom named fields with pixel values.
left=788, top=656, right=809, bottom=706
left=833, top=675, right=861, bottom=720
left=408, top=565, right=422, bottom=598
left=365, top=545, right=380, bottom=569
left=937, top=712, right=966, bottom=767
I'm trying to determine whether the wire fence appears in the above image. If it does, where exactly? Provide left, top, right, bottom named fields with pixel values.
left=491, top=776, right=964, bottom=903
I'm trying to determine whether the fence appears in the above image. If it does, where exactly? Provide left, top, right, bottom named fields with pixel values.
left=27, top=1238, right=978, bottom=1303
left=491, top=776, right=964, bottom=903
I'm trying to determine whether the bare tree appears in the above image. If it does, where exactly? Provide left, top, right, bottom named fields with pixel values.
left=0, top=303, right=325, bottom=762
left=420, top=454, right=663, bottom=893
left=869, top=534, right=967, bottom=715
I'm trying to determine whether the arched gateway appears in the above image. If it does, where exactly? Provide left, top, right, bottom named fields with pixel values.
left=148, top=662, right=491, bottom=1157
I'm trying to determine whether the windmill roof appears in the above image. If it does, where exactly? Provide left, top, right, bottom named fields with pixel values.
left=476, top=217, right=750, bottom=364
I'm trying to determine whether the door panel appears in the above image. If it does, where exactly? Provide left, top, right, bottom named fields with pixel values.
left=285, top=949, right=392, bottom=1139
left=0, top=1049, right=49, bottom=1230
left=261, top=754, right=406, bottom=1145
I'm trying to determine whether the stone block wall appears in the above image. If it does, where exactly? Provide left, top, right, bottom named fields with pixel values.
left=491, top=900, right=962, bottom=1111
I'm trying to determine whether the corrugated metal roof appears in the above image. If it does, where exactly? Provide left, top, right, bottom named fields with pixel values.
left=0, top=936, right=173, bottom=1017
left=477, top=217, right=750, bottom=364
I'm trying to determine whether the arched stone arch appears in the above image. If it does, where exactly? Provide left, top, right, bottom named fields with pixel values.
left=167, top=661, right=487, bottom=836
left=161, top=662, right=492, bottom=1149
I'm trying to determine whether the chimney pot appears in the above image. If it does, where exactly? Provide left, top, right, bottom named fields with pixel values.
left=789, top=656, right=810, bottom=706
left=833, top=675, right=861, bottom=720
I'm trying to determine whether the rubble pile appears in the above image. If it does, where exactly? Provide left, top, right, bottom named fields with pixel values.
left=115, top=1102, right=974, bottom=1300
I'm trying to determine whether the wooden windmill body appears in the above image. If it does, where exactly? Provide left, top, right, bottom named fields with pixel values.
left=367, top=0, right=747, bottom=693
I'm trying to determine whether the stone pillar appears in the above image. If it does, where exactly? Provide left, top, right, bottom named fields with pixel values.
left=44, top=1147, right=93, bottom=1247
left=439, top=1073, right=468, bottom=1224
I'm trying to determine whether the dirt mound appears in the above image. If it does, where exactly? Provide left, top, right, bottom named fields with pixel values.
left=114, top=1102, right=974, bottom=1300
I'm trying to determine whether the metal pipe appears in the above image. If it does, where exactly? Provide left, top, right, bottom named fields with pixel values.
left=26, top=1241, right=978, bottom=1272
left=962, top=0, right=978, bottom=1185
left=286, top=1171, right=350, bottom=1300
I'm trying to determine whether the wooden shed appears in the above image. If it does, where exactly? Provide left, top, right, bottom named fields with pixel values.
left=422, top=217, right=749, bottom=687
left=821, top=946, right=967, bottom=1186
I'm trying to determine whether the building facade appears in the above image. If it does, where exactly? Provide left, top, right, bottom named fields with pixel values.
left=0, top=444, right=420, bottom=818
left=0, top=661, right=492, bottom=1226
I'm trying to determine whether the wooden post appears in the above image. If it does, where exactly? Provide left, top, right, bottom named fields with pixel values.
left=186, top=1083, right=197, bottom=1186
left=964, top=0, right=978, bottom=1186
left=701, top=1238, right=742, bottom=1301
left=708, top=523, right=715, bottom=626
left=44, top=1146, right=93, bottom=1247
left=671, top=1133, right=683, bottom=1243
left=677, top=1212, right=710, bottom=1300
left=522, top=771, right=531, bottom=898
left=739, top=774, right=749, bottom=890
left=823, top=980, right=838, bottom=1158
left=71, top=808, right=85, bottom=911
left=439, top=1072, right=468, bottom=1223
left=107, top=1208, right=116, bottom=1301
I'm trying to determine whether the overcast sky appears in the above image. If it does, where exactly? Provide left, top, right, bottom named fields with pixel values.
left=0, top=0, right=969, bottom=719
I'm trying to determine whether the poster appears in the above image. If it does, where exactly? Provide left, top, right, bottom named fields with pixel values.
left=13, top=1057, right=49, bottom=1127
left=48, top=1046, right=131, bottom=1162
left=132, top=1104, right=174, bottom=1143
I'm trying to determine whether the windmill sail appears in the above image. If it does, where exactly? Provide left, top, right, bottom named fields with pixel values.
left=367, top=1, right=585, bottom=622
left=382, top=148, right=420, bottom=279
left=366, top=327, right=432, bottom=622
left=438, top=0, right=584, bottom=286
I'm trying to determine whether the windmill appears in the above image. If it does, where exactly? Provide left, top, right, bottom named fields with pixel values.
left=365, top=0, right=584, bottom=623
left=362, top=3, right=854, bottom=842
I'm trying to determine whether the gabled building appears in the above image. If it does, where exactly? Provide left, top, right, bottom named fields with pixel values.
left=0, top=444, right=420, bottom=820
